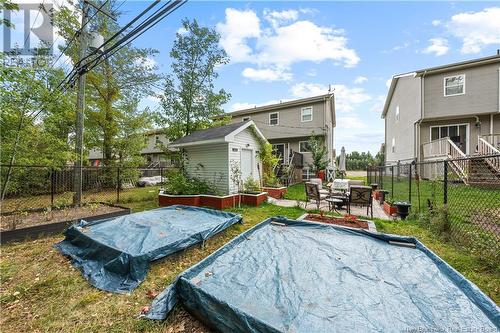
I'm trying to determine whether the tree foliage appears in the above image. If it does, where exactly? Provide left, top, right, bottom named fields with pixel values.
left=160, top=19, right=230, bottom=139
left=307, top=133, right=329, bottom=172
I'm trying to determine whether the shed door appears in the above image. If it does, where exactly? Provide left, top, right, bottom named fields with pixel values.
left=241, top=149, right=253, bottom=181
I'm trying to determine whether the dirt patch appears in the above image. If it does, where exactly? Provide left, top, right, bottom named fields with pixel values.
left=305, top=214, right=369, bottom=230
left=1, top=204, right=126, bottom=231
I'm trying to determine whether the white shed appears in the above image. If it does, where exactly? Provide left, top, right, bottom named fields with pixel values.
left=169, top=121, right=267, bottom=194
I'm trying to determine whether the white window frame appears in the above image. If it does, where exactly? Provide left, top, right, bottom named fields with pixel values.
left=242, top=116, right=250, bottom=122
left=269, top=112, right=279, bottom=126
left=443, top=74, right=465, bottom=97
left=429, top=123, right=470, bottom=154
left=395, top=105, right=400, bottom=121
left=391, top=137, right=396, bottom=153
left=301, top=106, right=313, bottom=122
left=299, top=140, right=311, bottom=153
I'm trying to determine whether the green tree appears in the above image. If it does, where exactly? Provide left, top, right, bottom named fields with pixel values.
left=307, top=133, right=329, bottom=172
left=54, top=1, right=160, bottom=166
left=160, top=19, right=230, bottom=139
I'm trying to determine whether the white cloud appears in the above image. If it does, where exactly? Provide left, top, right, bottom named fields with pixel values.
left=422, top=38, right=449, bottom=56
left=369, top=95, right=386, bottom=114
left=447, top=7, right=500, bottom=54
left=242, top=66, right=292, bottom=81
left=230, top=99, right=283, bottom=111
left=263, top=9, right=299, bottom=28
left=432, top=19, right=441, bottom=26
left=216, top=8, right=261, bottom=63
left=354, top=76, right=368, bottom=84
left=306, top=68, right=317, bottom=77
left=338, top=116, right=367, bottom=129
left=216, top=8, right=359, bottom=81
left=291, top=82, right=371, bottom=113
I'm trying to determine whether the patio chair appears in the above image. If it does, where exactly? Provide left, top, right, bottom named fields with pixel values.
left=347, top=186, right=373, bottom=219
left=305, top=182, right=328, bottom=210
left=309, top=178, right=329, bottom=196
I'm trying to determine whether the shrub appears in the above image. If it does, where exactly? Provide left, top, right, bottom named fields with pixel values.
left=163, top=170, right=218, bottom=195
left=257, top=143, right=281, bottom=187
left=243, top=177, right=261, bottom=193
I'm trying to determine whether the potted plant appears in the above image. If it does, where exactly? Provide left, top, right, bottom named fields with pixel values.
left=307, top=133, right=329, bottom=181
left=240, top=177, right=267, bottom=206
left=393, top=201, right=412, bottom=220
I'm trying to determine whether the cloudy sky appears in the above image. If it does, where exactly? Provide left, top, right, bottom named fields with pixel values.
left=5, top=1, right=500, bottom=153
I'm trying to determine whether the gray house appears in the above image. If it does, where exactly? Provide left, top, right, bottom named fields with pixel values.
left=169, top=121, right=266, bottom=194
left=227, top=93, right=336, bottom=180
left=382, top=54, right=500, bottom=167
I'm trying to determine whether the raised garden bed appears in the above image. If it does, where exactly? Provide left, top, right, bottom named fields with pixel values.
left=0, top=203, right=130, bottom=243
left=262, top=186, right=287, bottom=199
left=159, top=192, right=267, bottom=210
left=298, top=213, right=377, bottom=232
left=383, top=201, right=397, bottom=216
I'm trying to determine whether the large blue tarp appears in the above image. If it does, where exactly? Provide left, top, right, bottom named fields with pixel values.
left=54, top=205, right=241, bottom=293
left=146, top=217, right=500, bottom=332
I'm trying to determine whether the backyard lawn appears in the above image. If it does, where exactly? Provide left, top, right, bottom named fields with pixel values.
left=1, top=200, right=498, bottom=332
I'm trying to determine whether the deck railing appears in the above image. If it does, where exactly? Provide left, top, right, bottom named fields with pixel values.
left=480, top=133, right=500, bottom=150
left=479, top=137, right=500, bottom=173
left=422, top=137, right=468, bottom=183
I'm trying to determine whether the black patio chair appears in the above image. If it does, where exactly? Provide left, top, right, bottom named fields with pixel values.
left=347, top=186, right=373, bottom=219
left=305, top=182, right=328, bottom=210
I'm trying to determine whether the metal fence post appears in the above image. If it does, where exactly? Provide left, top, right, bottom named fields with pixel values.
left=379, top=166, right=384, bottom=189
left=116, top=167, right=121, bottom=203
left=408, top=163, right=412, bottom=203
left=50, top=168, right=55, bottom=208
left=391, top=165, right=394, bottom=199
left=366, top=167, right=370, bottom=184
left=160, top=167, right=163, bottom=183
left=443, top=161, right=448, bottom=205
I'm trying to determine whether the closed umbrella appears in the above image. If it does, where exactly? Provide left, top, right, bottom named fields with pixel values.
left=339, top=147, right=346, bottom=179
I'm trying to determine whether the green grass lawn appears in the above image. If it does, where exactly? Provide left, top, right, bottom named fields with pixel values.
left=1, top=200, right=498, bottom=332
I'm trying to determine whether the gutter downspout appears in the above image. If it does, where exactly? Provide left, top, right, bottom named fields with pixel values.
left=416, top=71, right=426, bottom=162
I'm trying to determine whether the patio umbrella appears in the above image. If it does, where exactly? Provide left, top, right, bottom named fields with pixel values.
left=339, top=146, right=346, bottom=179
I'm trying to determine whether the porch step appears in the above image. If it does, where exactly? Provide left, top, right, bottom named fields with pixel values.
left=467, top=159, right=500, bottom=188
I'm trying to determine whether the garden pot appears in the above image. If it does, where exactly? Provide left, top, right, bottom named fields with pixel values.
left=394, top=201, right=412, bottom=220
left=262, top=186, right=287, bottom=199
left=159, top=194, right=200, bottom=207
left=383, top=202, right=397, bottom=216
left=379, top=190, right=389, bottom=204
left=240, top=192, right=267, bottom=206
left=316, top=170, right=325, bottom=181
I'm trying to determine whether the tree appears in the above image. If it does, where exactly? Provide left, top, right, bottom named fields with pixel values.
left=160, top=19, right=230, bottom=139
left=54, top=1, right=160, bottom=166
left=307, top=133, right=329, bottom=172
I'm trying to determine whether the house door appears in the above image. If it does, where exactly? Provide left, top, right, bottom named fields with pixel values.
left=272, top=143, right=286, bottom=164
left=431, top=124, right=468, bottom=154
left=241, top=149, right=253, bottom=181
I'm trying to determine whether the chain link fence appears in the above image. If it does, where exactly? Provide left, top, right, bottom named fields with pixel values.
left=367, top=154, right=500, bottom=264
left=0, top=165, right=174, bottom=230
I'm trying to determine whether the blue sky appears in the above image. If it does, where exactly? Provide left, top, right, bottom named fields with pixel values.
left=5, top=1, right=500, bottom=154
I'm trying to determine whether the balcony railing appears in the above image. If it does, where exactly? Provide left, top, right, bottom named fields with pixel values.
left=480, top=134, right=500, bottom=151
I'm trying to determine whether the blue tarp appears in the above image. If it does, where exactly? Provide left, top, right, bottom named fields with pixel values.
left=54, top=205, right=241, bottom=293
left=146, top=217, right=500, bottom=332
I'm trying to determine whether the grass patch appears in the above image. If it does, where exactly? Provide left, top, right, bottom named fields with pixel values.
left=1, top=201, right=497, bottom=332
left=283, top=183, right=306, bottom=201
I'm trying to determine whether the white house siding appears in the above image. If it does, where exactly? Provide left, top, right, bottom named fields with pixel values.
left=228, top=128, right=262, bottom=194
left=184, top=144, right=229, bottom=194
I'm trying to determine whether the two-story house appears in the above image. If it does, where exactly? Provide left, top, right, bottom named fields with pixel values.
left=88, top=129, right=172, bottom=167
left=383, top=54, right=500, bottom=166
left=227, top=93, right=336, bottom=180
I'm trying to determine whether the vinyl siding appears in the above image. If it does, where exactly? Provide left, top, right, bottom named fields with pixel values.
left=228, top=128, right=262, bottom=194
left=423, top=62, right=500, bottom=119
left=385, top=75, right=422, bottom=164
left=230, top=101, right=326, bottom=139
left=184, top=144, right=229, bottom=194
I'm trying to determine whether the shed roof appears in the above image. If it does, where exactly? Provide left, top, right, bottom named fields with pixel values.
left=170, top=120, right=266, bottom=148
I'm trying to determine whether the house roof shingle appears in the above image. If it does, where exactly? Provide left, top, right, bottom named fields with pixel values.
left=171, top=121, right=252, bottom=146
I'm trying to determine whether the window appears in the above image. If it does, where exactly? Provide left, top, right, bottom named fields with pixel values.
left=391, top=138, right=396, bottom=153
left=155, top=136, right=161, bottom=144
left=395, top=105, right=400, bottom=121
left=299, top=141, right=311, bottom=153
left=302, top=168, right=312, bottom=181
left=444, top=74, right=465, bottom=96
left=269, top=112, right=279, bottom=126
left=242, top=116, right=250, bottom=122
left=430, top=124, right=468, bottom=153
left=301, top=107, right=313, bottom=122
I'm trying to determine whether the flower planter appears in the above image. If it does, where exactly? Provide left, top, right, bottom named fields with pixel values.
left=394, top=201, right=412, bottom=220
left=316, top=170, right=325, bottom=181
left=240, top=192, right=267, bottom=206
left=159, top=192, right=267, bottom=210
left=158, top=194, right=200, bottom=207
left=383, top=202, right=397, bottom=216
left=262, top=186, right=287, bottom=199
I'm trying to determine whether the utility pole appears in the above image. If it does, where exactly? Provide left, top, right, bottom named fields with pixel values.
left=73, top=1, right=89, bottom=206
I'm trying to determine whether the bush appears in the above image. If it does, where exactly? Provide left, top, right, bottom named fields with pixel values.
left=243, top=177, right=261, bottom=193
left=163, top=170, right=219, bottom=195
